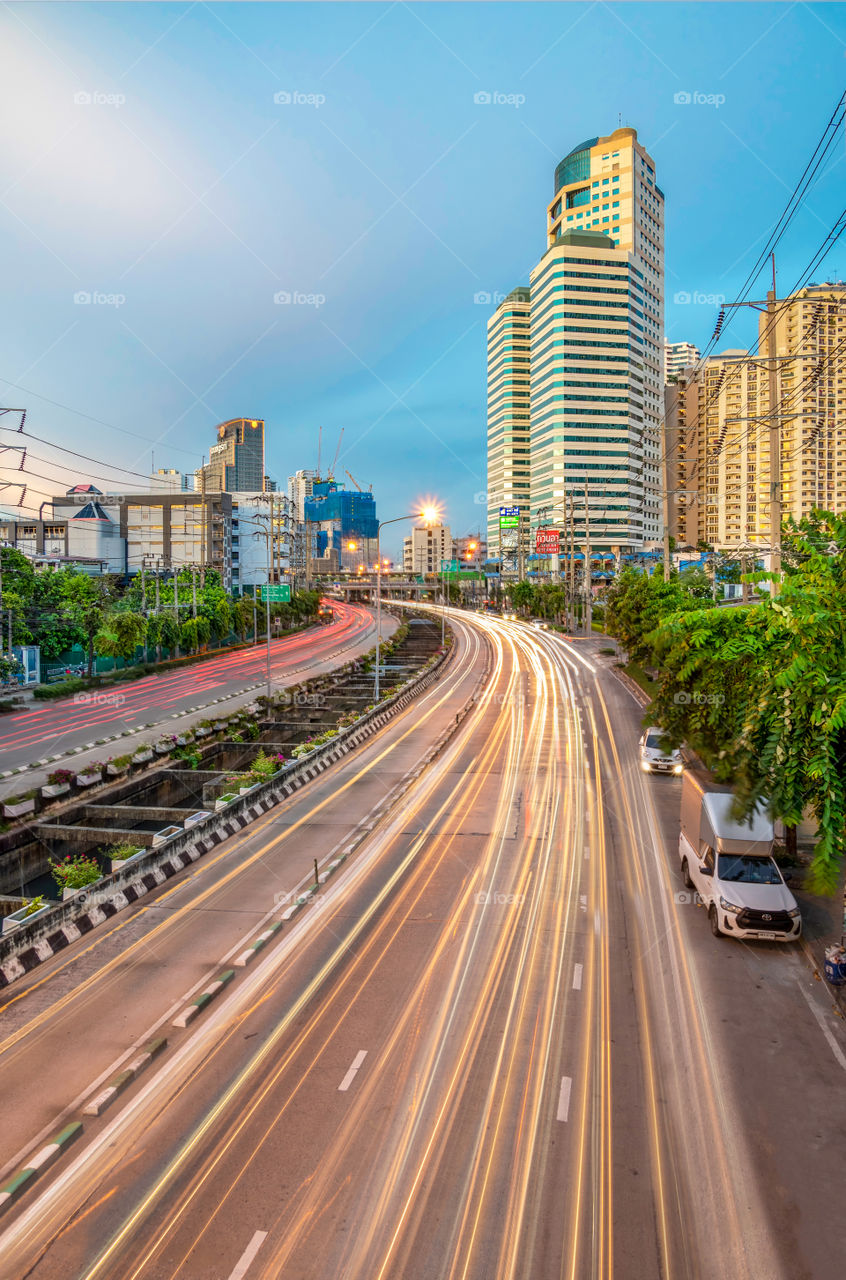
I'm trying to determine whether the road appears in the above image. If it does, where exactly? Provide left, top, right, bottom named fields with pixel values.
left=0, top=611, right=844, bottom=1279
left=0, top=602, right=379, bottom=782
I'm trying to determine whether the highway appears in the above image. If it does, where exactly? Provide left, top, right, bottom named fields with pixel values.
left=0, top=612, right=844, bottom=1278
left=0, top=602, right=378, bottom=779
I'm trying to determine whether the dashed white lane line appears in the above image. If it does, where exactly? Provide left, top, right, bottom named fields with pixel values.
left=557, top=1075, right=572, bottom=1122
left=798, top=982, right=846, bottom=1074
left=338, top=1049, right=368, bottom=1092
left=227, top=1230, right=269, bottom=1280
left=572, top=963, right=583, bottom=990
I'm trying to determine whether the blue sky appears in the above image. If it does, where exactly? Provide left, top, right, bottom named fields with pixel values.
left=1, top=2, right=844, bottom=553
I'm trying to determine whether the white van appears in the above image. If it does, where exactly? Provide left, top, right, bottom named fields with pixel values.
left=679, top=768, right=801, bottom=941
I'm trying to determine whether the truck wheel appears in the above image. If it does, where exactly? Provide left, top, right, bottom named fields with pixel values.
left=681, top=858, right=693, bottom=889
left=709, top=905, right=722, bottom=937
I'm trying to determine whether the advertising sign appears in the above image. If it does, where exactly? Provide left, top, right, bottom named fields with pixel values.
left=535, top=527, right=560, bottom=554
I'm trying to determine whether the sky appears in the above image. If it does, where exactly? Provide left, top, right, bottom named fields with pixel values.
left=1, top=1, right=844, bottom=556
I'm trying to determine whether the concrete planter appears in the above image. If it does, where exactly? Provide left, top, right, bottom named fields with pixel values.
left=152, top=824, right=182, bottom=847
left=175, top=735, right=192, bottom=747
left=195, top=727, right=212, bottom=739
left=184, top=810, right=212, bottom=829
left=41, top=782, right=71, bottom=799
left=3, top=901, right=52, bottom=933
left=215, top=793, right=238, bottom=811
left=106, top=763, right=129, bottom=778
left=154, top=743, right=173, bottom=756
left=133, top=750, right=154, bottom=765
left=76, top=771, right=102, bottom=788
left=110, top=848, right=143, bottom=872
left=2, top=797, right=36, bottom=819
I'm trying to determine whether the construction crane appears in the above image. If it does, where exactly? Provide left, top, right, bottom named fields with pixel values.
left=316, top=425, right=322, bottom=479
left=328, top=428, right=344, bottom=480
left=345, top=468, right=372, bottom=493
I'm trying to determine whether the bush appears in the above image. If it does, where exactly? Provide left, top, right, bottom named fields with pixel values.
left=104, top=840, right=141, bottom=861
left=33, top=678, right=87, bottom=700
left=47, top=768, right=75, bottom=786
left=49, top=854, right=101, bottom=891
left=24, top=895, right=46, bottom=917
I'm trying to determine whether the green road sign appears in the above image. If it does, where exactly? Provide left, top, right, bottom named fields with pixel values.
left=261, top=584, right=291, bottom=603
left=440, top=558, right=459, bottom=572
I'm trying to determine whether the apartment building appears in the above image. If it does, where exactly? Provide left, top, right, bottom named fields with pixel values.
left=486, top=287, right=531, bottom=570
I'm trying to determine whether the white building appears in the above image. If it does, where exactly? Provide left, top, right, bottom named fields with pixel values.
left=664, top=339, right=700, bottom=384
left=287, top=469, right=317, bottom=522
left=403, top=524, right=452, bottom=574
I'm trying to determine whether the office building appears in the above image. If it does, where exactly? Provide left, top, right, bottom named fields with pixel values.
left=196, top=418, right=266, bottom=493
left=403, top=524, right=452, bottom=575
left=486, top=287, right=531, bottom=571
left=153, top=468, right=195, bottom=492
left=664, top=339, right=700, bottom=383
left=287, top=469, right=316, bottom=522
left=304, top=480, right=378, bottom=571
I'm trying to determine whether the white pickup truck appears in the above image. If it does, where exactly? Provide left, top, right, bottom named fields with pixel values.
left=678, top=768, right=801, bottom=942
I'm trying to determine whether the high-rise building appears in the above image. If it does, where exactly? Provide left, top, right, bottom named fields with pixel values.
left=305, top=480, right=378, bottom=571
left=196, top=419, right=265, bottom=493
left=486, top=287, right=531, bottom=571
left=664, top=339, right=700, bottom=383
left=486, top=126, right=664, bottom=570
left=665, top=280, right=846, bottom=552
left=287, top=469, right=316, bottom=522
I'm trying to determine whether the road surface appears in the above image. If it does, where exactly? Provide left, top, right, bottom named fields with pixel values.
left=0, top=611, right=844, bottom=1279
left=0, top=602, right=381, bottom=786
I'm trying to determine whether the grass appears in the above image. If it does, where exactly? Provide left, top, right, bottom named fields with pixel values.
left=620, top=661, right=658, bottom=699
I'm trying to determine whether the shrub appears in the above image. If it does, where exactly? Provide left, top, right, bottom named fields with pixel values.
left=49, top=854, right=101, bottom=891
left=23, top=894, right=46, bottom=917
left=172, top=747, right=201, bottom=769
left=104, top=840, right=141, bottom=861
left=108, top=753, right=133, bottom=770
left=33, top=678, right=87, bottom=700
left=47, top=768, right=75, bottom=786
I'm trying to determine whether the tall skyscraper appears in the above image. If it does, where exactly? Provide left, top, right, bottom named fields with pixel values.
left=664, top=339, right=701, bottom=383
left=486, top=287, right=531, bottom=570
left=485, top=127, right=664, bottom=573
left=196, top=418, right=265, bottom=493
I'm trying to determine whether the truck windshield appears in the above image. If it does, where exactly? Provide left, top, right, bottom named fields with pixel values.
left=718, top=855, right=781, bottom=884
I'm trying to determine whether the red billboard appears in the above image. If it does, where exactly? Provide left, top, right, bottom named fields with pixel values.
left=535, top=526, right=560, bottom=554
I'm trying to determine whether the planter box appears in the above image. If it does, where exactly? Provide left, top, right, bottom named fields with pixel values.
left=184, top=810, right=211, bottom=829
left=133, top=750, right=154, bottom=765
left=154, top=743, right=173, bottom=756
left=111, top=848, right=143, bottom=872
left=76, top=771, right=102, bottom=788
left=3, top=901, right=53, bottom=933
left=152, top=824, right=182, bottom=847
left=215, top=793, right=238, bottom=811
left=175, top=735, right=192, bottom=747
left=41, top=782, right=71, bottom=799
left=195, top=727, right=212, bottom=739
left=2, top=798, right=36, bottom=818
left=106, top=763, right=129, bottom=778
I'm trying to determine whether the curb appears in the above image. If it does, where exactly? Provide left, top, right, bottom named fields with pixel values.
left=234, top=923, right=282, bottom=967
left=172, top=970, right=235, bottom=1028
left=83, top=1037, right=168, bottom=1116
left=0, top=1123, right=83, bottom=1216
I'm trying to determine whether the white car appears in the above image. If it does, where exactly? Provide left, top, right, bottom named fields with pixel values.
left=639, top=727, right=683, bottom=775
left=529, top=618, right=549, bottom=630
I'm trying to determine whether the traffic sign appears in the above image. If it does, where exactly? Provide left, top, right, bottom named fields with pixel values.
left=440, top=559, right=459, bottom=572
left=261, top=584, right=291, bottom=602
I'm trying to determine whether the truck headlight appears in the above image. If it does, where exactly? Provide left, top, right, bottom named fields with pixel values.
left=719, top=896, right=742, bottom=914
left=673, top=763, right=683, bottom=774
left=788, top=907, right=801, bottom=918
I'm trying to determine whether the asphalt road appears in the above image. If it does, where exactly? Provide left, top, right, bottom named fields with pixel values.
left=0, top=602, right=381, bottom=784
left=1, top=611, right=844, bottom=1279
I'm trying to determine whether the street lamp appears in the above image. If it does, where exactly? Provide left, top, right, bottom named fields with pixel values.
left=374, top=506, right=440, bottom=702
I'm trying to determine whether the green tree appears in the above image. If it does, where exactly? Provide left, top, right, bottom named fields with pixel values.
left=94, top=610, right=147, bottom=668
left=511, top=581, right=536, bottom=616
left=62, top=576, right=113, bottom=676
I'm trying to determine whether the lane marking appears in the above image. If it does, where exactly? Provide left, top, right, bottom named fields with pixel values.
left=227, top=1229, right=268, bottom=1280
left=338, top=1049, right=368, bottom=1093
left=572, top=963, right=583, bottom=990
left=583, top=843, right=590, bottom=859
left=798, top=981, right=846, bottom=1074
left=557, top=1075, right=572, bottom=1122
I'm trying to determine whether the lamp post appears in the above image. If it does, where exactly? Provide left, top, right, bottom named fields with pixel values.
left=374, top=507, right=439, bottom=702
